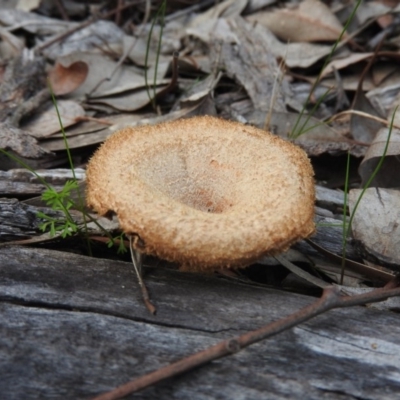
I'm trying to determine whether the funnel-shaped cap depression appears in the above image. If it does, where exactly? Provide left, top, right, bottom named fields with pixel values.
left=86, top=116, right=315, bottom=269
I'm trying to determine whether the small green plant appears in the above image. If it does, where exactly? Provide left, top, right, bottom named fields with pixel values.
left=107, top=232, right=128, bottom=255
left=0, top=84, right=128, bottom=254
left=37, top=180, right=79, bottom=238
left=144, top=0, right=167, bottom=110
left=0, top=146, right=127, bottom=253
left=0, top=147, right=80, bottom=231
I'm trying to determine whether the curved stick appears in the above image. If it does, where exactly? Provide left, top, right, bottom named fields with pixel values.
left=92, top=282, right=400, bottom=400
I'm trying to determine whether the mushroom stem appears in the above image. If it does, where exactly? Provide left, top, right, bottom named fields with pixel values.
left=128, top=235, right=156, bottom=315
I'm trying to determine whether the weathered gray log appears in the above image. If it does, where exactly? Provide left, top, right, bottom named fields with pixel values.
left=0, top=168, right=85, bottom=196
left=1, top=188, right=359, bottom=260
left=1, top=246, right=400, bottom=400
left=0, top=197, right=86, bottom=242
left=0, top=198, right=61, bottom=240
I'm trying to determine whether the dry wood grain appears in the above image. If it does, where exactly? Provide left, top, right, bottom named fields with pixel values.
left=1, top=246, right=400, bottom=399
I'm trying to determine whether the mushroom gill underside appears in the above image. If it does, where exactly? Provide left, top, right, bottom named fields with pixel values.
left=86, top=116, right=315, bottom=270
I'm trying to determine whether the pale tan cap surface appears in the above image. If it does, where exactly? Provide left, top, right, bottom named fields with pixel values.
left=86, top=116, right=315, bottom=269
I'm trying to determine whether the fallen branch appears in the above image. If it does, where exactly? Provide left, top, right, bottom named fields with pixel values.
left=92, top=281, right=400, bottom=400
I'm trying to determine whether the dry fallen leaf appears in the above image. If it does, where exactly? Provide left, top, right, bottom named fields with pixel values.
left=367, top=82, right=400, bottom=116
left=356, top=1, right=391, bottom=25
left=351, top=86, right=384, bottom=144
left=38, top=101, right=214, bottom=152
left=321, top=53, right=373, bottom=79
left=189, top=14, right=332, bottom=69
left=21, top=100, right=85, bottom=139
left=41, top=20, right=124, bottom=60
left=0, top=9, right=71, bottom=36
left=123, top=35, right=170, bottom=67
left=358, top=105, right=400, bottom=187
left=38, top=113, right=156, bottom=152
left=16, top=0, right=41, bottom=12
left=54, top=52, right=169, bottom=104
left=321, top=73, right=376, bottom=92
left=189, top=0, right=247, bottom=28
left=245, top=110, right=366, bottom=157
left=209, top=18, right=286, bottom=113
left=0, top=26, right=25, bottom=58
left=358, top=127, right=400, bottom=187
left=371, top=61, right=400, bottom=86
left=349, top=188, right=400, bottom=269
left=247, top=0, right=346, bottom=42
left=48, top=61, right=89, bottom=95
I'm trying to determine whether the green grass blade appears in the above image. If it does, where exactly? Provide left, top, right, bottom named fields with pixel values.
left=145, top=0, right=167, bottom=110
left=291, top=0, right=362, bottom=138
left=340, top=106, right=398, bottom=283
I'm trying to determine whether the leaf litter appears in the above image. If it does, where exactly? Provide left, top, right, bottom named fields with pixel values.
left=0, top=0, right=400, bottom=298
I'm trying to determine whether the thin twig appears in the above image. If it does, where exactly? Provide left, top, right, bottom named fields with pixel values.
left=34, top=17, right=96, bottom=53
left=87, top=1, right=153, bottom=98
left=91, top=283, right=400, bottom=400
left=128, top=235, right=156, bottom=315
left=34, top=1, right=143, bottom=53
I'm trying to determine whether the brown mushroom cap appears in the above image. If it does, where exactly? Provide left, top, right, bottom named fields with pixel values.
left=86, top=116, right=315, bottom=270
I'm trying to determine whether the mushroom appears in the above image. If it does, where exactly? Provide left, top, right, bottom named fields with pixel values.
left=86, top=116, right=315, bottom=270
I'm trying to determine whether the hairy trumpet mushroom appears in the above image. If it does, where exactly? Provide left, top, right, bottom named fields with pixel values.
left=86, top=116, right=315, bottom=270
